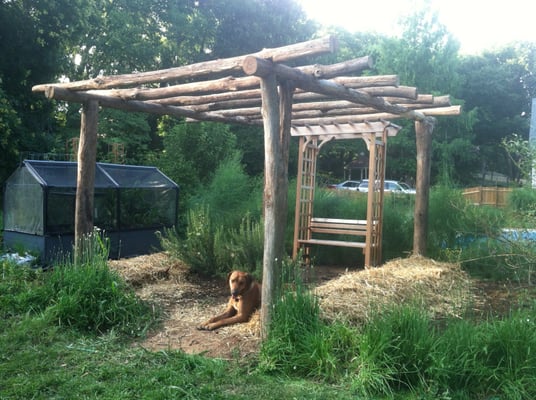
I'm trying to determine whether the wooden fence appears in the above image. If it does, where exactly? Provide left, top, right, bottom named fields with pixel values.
left=462, top=186, right=512, bottom=207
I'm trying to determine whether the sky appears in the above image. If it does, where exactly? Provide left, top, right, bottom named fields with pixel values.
left=298, top=0, right=536, bottom=54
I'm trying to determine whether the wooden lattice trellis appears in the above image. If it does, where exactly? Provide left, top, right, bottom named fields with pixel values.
left=291, top=121, right=399, bottom=267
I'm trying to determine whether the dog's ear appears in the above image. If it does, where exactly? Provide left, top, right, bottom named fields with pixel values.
left=227, top=271, right=234, bottom=281
left=244, top=272, right=253, bottom=287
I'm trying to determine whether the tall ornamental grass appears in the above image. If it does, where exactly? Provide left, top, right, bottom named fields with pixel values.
left=1, top=230, right=156, bottom=336
left=259, top=257, right=536, bottom=398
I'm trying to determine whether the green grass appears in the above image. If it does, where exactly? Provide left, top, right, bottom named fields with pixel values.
left=2, top=253, right=536, bottom=399
left=0, top=318, right=359, bottom=399
left=3, top=184, right=536, bottom=399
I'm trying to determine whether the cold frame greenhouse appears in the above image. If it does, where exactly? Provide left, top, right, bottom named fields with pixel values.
left=3, top=160, right=179, bottom=262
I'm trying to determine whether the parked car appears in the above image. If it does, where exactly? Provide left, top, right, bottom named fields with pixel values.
left=358, top=180, right=416, bottom=194
left=327, top=180, right=361, bottom=191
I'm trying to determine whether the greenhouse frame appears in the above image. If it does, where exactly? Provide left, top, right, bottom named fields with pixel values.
left=3, top=160, right=179, bottom=262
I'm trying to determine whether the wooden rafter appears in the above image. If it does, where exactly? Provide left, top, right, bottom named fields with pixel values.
left=33, top=36, right=460, bottom=128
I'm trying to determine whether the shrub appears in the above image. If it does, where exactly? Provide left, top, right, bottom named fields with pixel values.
left=160, top=206, right=218, bottom=276
left=214, top=214, right=264, bottom=276
left=508, top=187, right=536, bottom=223
left=160, top=207, right=264, bottom=277
left=428, top=185, right=505, bottom=260
left=191, top=152, right=262, bottom=229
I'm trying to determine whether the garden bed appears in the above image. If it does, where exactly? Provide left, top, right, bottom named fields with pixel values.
left=108, top=253, right=525, bottom=359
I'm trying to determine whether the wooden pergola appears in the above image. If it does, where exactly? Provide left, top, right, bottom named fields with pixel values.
left=32, top=36, right=460, bottom=337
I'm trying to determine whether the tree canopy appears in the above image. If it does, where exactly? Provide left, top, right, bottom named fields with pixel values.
left=0, top=0, right=534, bottom=188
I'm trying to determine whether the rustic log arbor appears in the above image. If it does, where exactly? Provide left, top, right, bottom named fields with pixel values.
left=33, top=36, right=460, bottom=337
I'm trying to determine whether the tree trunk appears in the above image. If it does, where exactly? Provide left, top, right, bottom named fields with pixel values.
left=75, top=100, right=99, bottom=262
left=413, top=117, right=435, bottom=255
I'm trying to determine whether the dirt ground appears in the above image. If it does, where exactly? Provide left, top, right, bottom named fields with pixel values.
left=108, top=252, right=531, bottom=360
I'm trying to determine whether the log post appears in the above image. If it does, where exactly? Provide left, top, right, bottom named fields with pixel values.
left=413, top=116, right=435, bottom=255
left=75, top=100, right=99, bottom=262
left=259, top=73, right=292, bottom=340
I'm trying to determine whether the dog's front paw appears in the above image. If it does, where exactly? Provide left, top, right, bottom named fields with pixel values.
left=197, top=323, right=215, bottom=331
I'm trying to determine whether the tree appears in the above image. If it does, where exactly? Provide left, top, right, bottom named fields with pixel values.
left=373, top=6, right=469, bottom=184
left=458, top=46, right=532, bottom=180
left=156, top=121, right=238, bottom=197
left=201, top=0, right=316, bottom=58
left=0, top=0, right=109, bottom=180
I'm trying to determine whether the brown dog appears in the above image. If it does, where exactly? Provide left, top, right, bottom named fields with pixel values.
left=198, top=270, right=261, bottom=331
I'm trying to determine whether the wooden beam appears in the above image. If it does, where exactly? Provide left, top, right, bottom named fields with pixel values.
left=88, top=75, right=261, bottom=101
left=286, top=105, right=461, bottom=126
left=149, top=88, right=262, bottom=107
left=33, top=36, right=338, bottom=91
left=305, top=56, right=373, bottom=78
left=243, top=56, right=427, bottom=119
left=149, top=75, right=400, bottom=108
left=413, top=117, right=435, bottom=255
left=210, top=102, right=459, bottom=122
left=291, top=121, right=401, bottom=137
left=331, top=75, right=399, bottom=87
left=75, top=100, right=99, bottom=262
left=43, top=86, right=254, bottom=125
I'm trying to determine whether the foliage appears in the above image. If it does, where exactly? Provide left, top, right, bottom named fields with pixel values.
left=191, top=152, right=263, bottom=227
left=508, top=187, right=536, bottom=219
left=156, top=121, right=238, bottom=198
left=457, top=47, right=532, bottom=180
left=428, top=186, right=536, bottom=284
left=427, top=185, right=505, bottom=258
left=160, top=206, right=218, bottom=277
left=0, top=231, right=156, bottom=336
left=205, top=0, right=316, bottom=58
left=160, top=207, right=264, bottom=277
left=215, top=214, right=264, bottom=277
left=260, top=260, right=536, bottom=398
left=160, top=153, right=263, bottom=276
left=501, top=133, right=536, bottom=184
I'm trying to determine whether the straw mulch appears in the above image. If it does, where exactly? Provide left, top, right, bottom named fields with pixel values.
left=108, top=253, right=262, bottom=358
left=315, top=255, right=474, bottom=324
left=108, top=253, right=473, bottom=357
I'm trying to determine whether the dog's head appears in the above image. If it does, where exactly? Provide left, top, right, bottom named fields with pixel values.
left=228, top=270, right=253, bottom=300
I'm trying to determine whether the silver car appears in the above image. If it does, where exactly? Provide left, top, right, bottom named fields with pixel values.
left=328, top=180, right=361, bottom=191
left=358, top=180, right=416, bottom=194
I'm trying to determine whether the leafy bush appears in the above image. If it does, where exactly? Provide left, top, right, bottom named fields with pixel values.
left=160, top=152, right=265, bottom=276
left=191, top=152, right=262, bottom=228
left=214, top=213, right=264, bottom=276
left=160, top=206, right=217, bottom=276
left=508, top=187, right=536, bottom=222
left=160, top=207, right=264, bottom=277
left=428, top=185, right=502, bottom=257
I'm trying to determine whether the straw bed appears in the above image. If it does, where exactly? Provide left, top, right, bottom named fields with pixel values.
left=315, top=255, right=473, bottom=324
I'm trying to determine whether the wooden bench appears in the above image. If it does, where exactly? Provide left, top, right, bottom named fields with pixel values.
left=298, top=217, right=368, bottom=249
